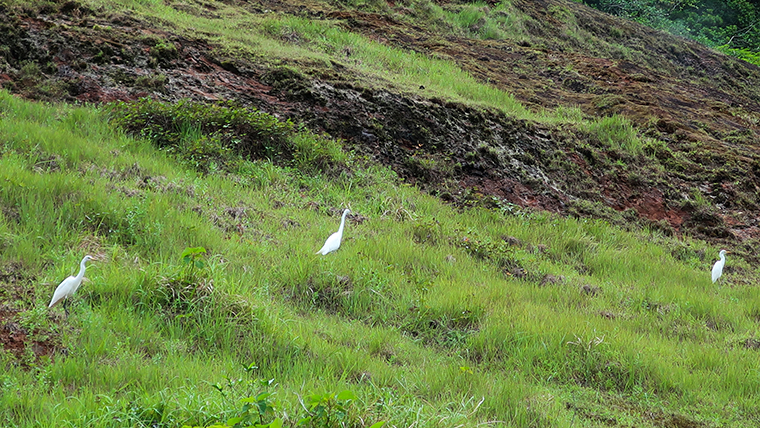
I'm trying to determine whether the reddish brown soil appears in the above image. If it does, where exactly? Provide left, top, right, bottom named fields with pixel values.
left=0, top=262, right=61, bottom=367
left=0, top=306, right=60, bottom=366
left=2, top=0, right=760, bottom=261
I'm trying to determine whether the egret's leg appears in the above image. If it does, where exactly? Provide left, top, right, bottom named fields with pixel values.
left=63, top=298, right=70, bottom=317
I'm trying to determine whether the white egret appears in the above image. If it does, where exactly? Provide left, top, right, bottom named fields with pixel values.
left=49, top=255, right=95, bottom=316
left=316, top=209, right=351, bottom=255
left=711, top=249, right=728, bottom=283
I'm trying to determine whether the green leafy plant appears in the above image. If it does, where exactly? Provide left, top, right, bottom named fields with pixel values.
left=181, top=246, right=207, bottom=279
left=196, top=366, right=386, bottom=428
left=181, top=246, right=207, bottom=268
left=297, top=390, right=357, bottom=428
left=202, top=364, right=280, bottom=428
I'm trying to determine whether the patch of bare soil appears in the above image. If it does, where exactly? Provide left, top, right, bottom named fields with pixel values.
left=0, top=306, right=61, bottom=366
left=2, top=0, right=760, bottom=261
left=0, top=262, right=62, bottom=367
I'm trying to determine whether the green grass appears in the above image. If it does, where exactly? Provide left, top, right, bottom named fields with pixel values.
left=583, top=114, right=644, bottom=155
left=6, top=0, right=661, bottom=158
left=1, top=91, right=760, bottom=427
left=254, top=13, right=529, bottom=116
left=6, top=0, right=630, bottom=127
left=0, top=0, right=758, bottom=426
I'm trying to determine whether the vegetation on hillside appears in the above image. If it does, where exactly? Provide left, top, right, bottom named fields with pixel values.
left=1, top=0, right=760, bottom=426
left=1, top=90, right=760, bottom=427
left=580, top=0, right=760, bottom=65
left=2, top=0, right=760, bottom=250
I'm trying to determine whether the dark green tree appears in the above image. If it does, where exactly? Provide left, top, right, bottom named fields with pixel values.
left=583, top=0, right=760, bottom=63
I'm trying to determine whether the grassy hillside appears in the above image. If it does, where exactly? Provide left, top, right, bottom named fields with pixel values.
left=2, top=0, right=760, bottom=427
left=4, top=0, right=760, bottom=254
left=1, top=89, right=760, bottom=427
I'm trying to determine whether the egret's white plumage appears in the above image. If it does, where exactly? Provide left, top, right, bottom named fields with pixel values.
left=316, top=209, right=350, bottom=255
left=49, top=255, right=94, bottom=315
left=711, top=250, right=728, bottom=283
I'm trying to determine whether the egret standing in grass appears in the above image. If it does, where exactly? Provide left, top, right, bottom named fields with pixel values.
left=49, top=255, right=94, bottom=316
left=711, top=249, right=728, bottom=283
left=316, top=209, right=350, bottom=255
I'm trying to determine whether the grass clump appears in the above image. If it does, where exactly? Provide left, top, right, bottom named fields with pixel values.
left=106, top=98, right=346, bottom=174
left=442, top=1, right=523, bottom=41
left=583, top=115, right=644, bottom=156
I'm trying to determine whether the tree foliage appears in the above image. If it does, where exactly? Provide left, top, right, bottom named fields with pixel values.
left=583, top=0, right=760, bottom=64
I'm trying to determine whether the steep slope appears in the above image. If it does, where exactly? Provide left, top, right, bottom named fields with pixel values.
left=2, top=79, right=760, bottom=428
left=3, top=0, right=760, bottom=260
left=2, top=2, right=760, bottom=427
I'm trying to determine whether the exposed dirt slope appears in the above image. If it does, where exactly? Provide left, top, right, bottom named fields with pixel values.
left=2, top=0, right=760, bottom=259
left=0, top=262, right=61, bottom=366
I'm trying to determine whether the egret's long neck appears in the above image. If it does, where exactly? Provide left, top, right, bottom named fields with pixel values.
left=76, top=258, right=88, bottom=281
left=337, top=211, right=349, bottom=234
